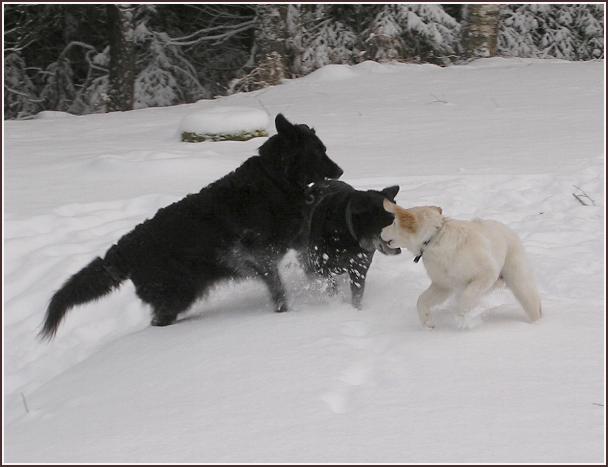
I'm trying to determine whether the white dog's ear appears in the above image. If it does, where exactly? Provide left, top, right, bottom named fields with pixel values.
left=431, top=206, right=443, bottom=215
left=396, top=208, right=417, bottom=232
left=383, top=199, right=396, bottom=213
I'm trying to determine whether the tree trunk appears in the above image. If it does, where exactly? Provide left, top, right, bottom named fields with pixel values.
left=107, top=4, right=135, bottom=112
left=462, top=4, right=500, bottom=58
left=254, top=5, right=289, bottom=84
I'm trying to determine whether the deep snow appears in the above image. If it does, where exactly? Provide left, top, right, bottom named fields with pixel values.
left=3, top=58, right=605, bottom=463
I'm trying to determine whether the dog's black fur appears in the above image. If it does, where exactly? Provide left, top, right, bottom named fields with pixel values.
left=296, top=180, right=400, bottom=309
left=40, top=114, right=343, bottom=339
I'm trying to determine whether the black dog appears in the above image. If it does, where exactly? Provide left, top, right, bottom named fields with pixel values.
left=40, top=114, right=343, bottom=338
left=295, top=180, right=400, bottom=309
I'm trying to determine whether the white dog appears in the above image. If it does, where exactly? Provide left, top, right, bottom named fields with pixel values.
left=381, top=201, right=542, bottom=328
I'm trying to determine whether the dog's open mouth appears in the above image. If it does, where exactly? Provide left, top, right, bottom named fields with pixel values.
left=376, top=238, right=401, bottom=256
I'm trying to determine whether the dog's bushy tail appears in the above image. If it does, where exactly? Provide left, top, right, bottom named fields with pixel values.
left=39, top=249, right=128, bottom=340
left=502, top=244, right=542, bottom=322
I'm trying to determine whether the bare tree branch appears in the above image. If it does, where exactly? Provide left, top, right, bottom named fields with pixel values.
left=4, top=85, right=44, bottom=102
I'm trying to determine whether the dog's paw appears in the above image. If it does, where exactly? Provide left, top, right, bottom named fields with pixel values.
left=455, top=313, right=482, bottom=330
left=418, top=311, right=435, bottom=329
left=275, top=303, right=289, bottom=313
left=150, top=315, right=177, bottom=327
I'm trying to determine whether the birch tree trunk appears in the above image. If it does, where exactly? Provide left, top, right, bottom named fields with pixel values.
left=107, top=4, right=135, bottom=112
left=462, top=4, right=500, bottom=58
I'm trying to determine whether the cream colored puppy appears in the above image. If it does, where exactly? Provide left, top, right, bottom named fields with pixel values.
left=381, top=201, right=542, bottom=328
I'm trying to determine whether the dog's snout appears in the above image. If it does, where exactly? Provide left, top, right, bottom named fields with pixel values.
left=330, top=163, right=343, bottom=179
left=387, top=240, right=399, bottom=250
left=325, top=157, right=343, bottom=179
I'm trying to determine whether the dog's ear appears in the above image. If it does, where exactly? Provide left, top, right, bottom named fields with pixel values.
left=275, top=114, right=296, bottom=139
left=396, top=208, right=417, bottom=232
left=431, top=206, right=443, bottom=215
left=381, top=185, right=399, bottom=201
left=383, top=198, right=396, bottom=213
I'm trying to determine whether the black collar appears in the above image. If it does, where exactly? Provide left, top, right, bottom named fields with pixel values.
left=344, top=198, right=358, bottom=241
left=299, top=186, right=330, bottom=246
left=413, top=222, right=444, bottom=263
left=413, top=239, right=431, bottom=263
left=301, top=189, right=358, bottom=247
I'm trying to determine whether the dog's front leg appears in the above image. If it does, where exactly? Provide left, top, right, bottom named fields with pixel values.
left=256, top=261, right=289, bottom=313
left=324, top=275, right=338, bottom=296
left=348, top=254, right=372, bottom=309
left=349, top=276, right=365, bottom=310
left=417, top=283, right=450, bottom=328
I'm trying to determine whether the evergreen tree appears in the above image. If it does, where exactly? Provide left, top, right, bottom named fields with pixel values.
left=4, top=53, right=41, bottom=119
left=498, top=4, right=604, bottom=60
left=133, top=6, right=209, bottom=108
left=364, top=4, right=461, bottom=65
left=69, top=47, right=110, bottom=115
left=39, top=57, right=76, bottom=111
left=574, top=4, right=604, bottom=59
left=228, top=5, right=289, bottom=93
left=290, top=4, right=359, bottom=75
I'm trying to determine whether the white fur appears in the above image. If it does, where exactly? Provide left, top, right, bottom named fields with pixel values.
left=382, top=203, right=542, bottom=328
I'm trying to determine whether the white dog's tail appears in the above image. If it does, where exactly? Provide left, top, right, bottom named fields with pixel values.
left=502, top=244, right=542, bottom=322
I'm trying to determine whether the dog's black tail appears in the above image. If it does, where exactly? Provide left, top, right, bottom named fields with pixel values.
left=39, top=247, right=128, bottom=340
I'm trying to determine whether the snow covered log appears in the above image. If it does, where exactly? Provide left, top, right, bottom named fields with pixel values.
left=179, top=106, right=269, bottom=142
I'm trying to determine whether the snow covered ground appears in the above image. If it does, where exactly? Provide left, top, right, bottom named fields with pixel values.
left=3, top=58, right=605, bottom=463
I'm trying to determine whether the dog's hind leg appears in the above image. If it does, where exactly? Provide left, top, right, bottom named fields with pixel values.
left=135, top=277, right=199, bottom=327
left=491, top=277, right=506, bottom=290
left=455, top=274, right=496, bottom=325
left=502, top=249, right=542, bottom=322
left=417, top=283, right=450, bottom=328
left=254, top=261, right=289, bottom=313
left=149, top=293, right=197, bottom=327
left=151, top=305, right=182, bottom=327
